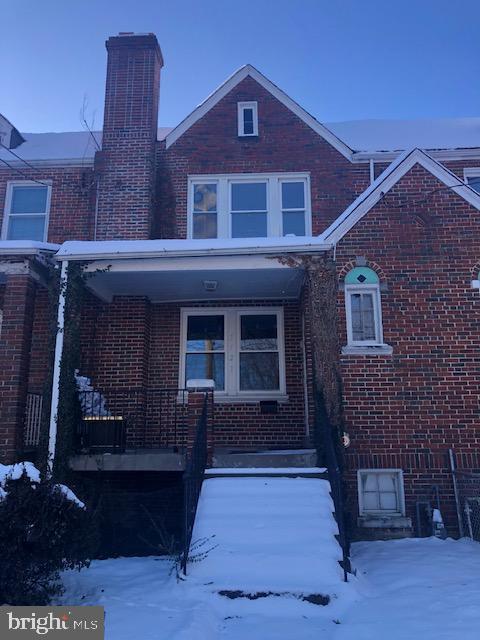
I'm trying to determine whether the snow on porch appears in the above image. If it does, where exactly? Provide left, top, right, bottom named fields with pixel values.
left=187, top=475, right=343, bottom=595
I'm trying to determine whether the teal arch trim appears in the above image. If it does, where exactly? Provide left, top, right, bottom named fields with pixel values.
left=344, top=266, right=379, bottom=285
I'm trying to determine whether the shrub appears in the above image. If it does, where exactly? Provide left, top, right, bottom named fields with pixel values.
left=0, top=468, right=98, bottom=605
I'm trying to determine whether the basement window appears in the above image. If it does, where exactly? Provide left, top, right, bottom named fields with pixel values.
left=238, top=102, right=258, bottom=137
left=358, top=469, right=405, bottom=516
left=2, top=181, right=51, bottom=242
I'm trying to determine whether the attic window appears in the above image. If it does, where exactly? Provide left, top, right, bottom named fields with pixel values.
left=238, top=102, right=258, bottom=137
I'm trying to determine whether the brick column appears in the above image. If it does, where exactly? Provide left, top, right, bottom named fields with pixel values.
left=0, top=274, right=37, bottom=462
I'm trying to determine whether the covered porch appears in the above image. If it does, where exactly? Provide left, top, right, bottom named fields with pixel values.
left=53, top=237, right=332, bottom=471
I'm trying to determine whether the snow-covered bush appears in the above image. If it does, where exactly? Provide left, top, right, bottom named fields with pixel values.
left=0, top=463, right=98, bottom=605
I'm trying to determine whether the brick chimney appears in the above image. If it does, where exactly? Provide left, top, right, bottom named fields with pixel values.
left=95, top=33, right=163, bottom=240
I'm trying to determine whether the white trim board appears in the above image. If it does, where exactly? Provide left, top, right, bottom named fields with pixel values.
left=322, top=148, right=480, bottom=245
left=165, top=64, right=353, bottom=160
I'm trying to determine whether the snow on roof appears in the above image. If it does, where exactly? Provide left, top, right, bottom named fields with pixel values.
left=56, top=236, right=332, bottom=260
left=1, top=118, right=479, bottom=164
left=327, top=118, right=480, bottom=152
left=0, top=128, right=172, bottom=163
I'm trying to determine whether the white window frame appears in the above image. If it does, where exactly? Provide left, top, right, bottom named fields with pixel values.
left=1, top=180, right=52, bottom=242
left=464, top=168, right=480, bottom=191
left=357, top=469, right=406, bottom=517
left=345, top=283, right=384, bottom=347
left=179, top=307, right=286, bottom=401
left=187, top=173, right=311, bottom=239
left=237, top=101, right=258, bottom=137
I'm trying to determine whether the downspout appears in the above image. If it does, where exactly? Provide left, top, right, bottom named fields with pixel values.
left=47, top=259, right=68, bottom=474
left=93, top=175, right=100, bottom=241
left=369, top=159, right=375, bottom=184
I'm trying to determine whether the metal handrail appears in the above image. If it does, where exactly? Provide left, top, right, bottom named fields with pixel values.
left=181, top=393, right=210, bottom=574
left=313, top=386, right=350, bottom=581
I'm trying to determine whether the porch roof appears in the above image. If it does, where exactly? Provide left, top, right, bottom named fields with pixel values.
left=55, top=236, right=332, bottom=261
left=56, top=237, right=331, bottom=302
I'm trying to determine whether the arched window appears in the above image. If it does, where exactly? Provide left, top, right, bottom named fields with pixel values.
left=344, top=267, right=384, bottom=346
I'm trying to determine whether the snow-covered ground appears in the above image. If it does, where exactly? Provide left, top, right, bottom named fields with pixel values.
left=59, top=537, right=480, bottom=639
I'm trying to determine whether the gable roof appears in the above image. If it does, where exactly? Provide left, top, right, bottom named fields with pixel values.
left=322, top=148, right=480, bottom=244
left=165, top=64, right=353, bottom=159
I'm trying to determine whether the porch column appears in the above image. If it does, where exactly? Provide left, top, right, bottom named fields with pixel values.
left=0, top=273, right=37, bottom=462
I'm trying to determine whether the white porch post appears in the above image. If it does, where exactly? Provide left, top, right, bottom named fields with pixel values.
left=47, top=259, right=68, bottom=474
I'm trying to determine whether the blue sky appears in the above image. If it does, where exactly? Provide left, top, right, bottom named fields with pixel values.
left=2, top=0, right=480, bottom=132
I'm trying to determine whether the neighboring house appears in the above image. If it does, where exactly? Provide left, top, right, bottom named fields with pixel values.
left=1, top=32, right=480, bottom=546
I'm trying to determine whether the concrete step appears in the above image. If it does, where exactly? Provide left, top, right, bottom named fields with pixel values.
left=211, top=448, right=318, bottom=470
left=205, top=467, right=327, bottom=479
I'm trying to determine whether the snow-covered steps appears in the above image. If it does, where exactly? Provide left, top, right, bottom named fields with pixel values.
left=187, top=475, right=343, bottom=596
left=211, top=448, right=317, bottom=469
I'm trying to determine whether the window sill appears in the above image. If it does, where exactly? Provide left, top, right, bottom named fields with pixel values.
left=341, top=344, right=393, bottom=356
left=213, top=394, right=289, bottom=404
left=357, top=515, right=411, bottom=529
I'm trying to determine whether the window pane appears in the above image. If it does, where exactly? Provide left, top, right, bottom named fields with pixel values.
left=186, top=353, right=224, bottom=390
left=231, top=182, right=266, bottom=211
left=379, top=492, right=398, bottom=511
left=351, top=293, right=376, bottom=341
left=378, top=473, right=396, bottom=492
left=11, top=186, right=48, bottom=214
left=467, top=177, right=480, bottom=193
left=243, top=109, right=254, bottom=135
left=241, top=314, right=278, bottom=350
left=363, top=473, right=378, bottom=492
left=187, top=315, right=224, bottom=351
left=363, top=492, right=380, bottom=511
left=7, top=216, right=45, bottom=241
left=283, top=211, right=306, bottom=236
left=193, top=184, right=217, bottom=212
left=240, top=352, right=279, bottom=390
left=232, top=212, right=267, bottom=238
left=281, top=182, right=305, bottom=209
left=193, top=212, right=217, bottom=239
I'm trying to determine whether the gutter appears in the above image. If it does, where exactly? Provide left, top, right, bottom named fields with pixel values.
left=54, top=242, right=333, bottom=262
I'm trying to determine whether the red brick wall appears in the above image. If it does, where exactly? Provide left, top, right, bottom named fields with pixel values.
left=0, top=166, right=95, bottom=243
left=155, top=76, right=370, bottom=238
left=335, top=163, right=480, bottom=534
left=79, top=298, right=308, bottom=449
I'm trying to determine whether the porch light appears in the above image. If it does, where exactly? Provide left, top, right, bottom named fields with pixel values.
left=203, top=280, right=218, bottom=292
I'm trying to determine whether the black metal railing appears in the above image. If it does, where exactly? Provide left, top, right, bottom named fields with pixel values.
left=313, top=386, right=350, bottom=581
left=181, top=393, right=210, bottom=574
left=76, top=387, right=189, bottom=453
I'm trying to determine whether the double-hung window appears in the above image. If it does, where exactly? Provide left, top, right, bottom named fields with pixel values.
left=180, top=308, right=285, bottom=399
left=237, top=102, right=258, bottom=137
left=188, top=173, right=311, bottom=239
left=2, top=181, right=51, bottom=241
left=358, top=470, right=405, bottom=516
left=344, top=267, right=384, bottom=347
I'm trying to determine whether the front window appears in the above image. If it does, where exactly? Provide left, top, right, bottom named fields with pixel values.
left=344, top=267, right=383, bottom=346
left=188, top=173, right=311, bottom=239
left=2, top=182, right=51, bottom=241
left=358, top=470, right=405, bottom=516
left=181, top=308, right=285, bottom=398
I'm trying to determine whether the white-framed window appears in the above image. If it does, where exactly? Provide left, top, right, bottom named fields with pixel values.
left=237, top=101, right=258, bottom=137
left=464, top=168, right=480, bottom=192
left=188, top=173, right=311, bottom=239
left=1, top=181, right=51, bottom=242
left=344, top=267, right=384, bottom=347
left=358, top=469, right=405, bottom=516
left=179, top=307, right=286, bottom=399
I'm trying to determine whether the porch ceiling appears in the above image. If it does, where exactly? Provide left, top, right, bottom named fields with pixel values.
left=83, top=255, right=306, bottom=302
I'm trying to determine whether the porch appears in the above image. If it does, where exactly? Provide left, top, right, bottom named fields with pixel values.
left=52, top=237, right=333, bottom=472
